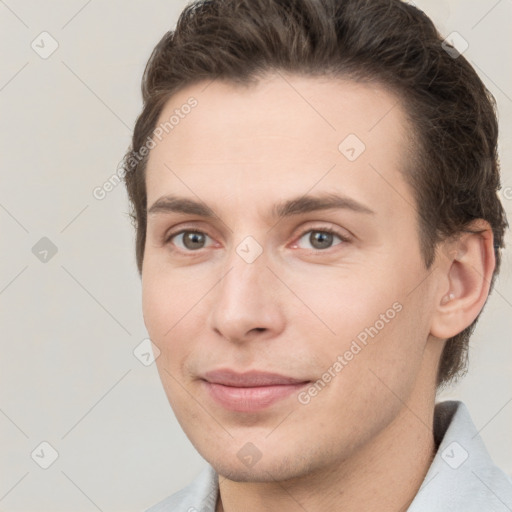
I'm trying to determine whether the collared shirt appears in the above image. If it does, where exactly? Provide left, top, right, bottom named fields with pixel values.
left=145, top=401, right=512, bottom=511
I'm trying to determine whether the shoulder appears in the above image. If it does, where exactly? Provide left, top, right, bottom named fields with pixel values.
left=144, top=465, right=219, bottom=512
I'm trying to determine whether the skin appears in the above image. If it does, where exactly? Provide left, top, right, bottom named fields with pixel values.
left=141, top=73, right=495, bottom=511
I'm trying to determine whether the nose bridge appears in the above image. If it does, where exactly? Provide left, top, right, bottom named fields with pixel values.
left=218, top=246, right=270, bottom=311
left=208, top=241, right=282, bottom=341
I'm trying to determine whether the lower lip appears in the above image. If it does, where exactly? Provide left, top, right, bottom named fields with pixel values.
left=203, top=381, right=309, bottom=412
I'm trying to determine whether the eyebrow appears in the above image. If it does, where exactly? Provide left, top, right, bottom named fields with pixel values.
left=147, top=193, right=375, bottom=219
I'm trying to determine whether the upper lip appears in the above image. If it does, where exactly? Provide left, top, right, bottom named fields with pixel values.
left=202, top=369, right=310, bottom=387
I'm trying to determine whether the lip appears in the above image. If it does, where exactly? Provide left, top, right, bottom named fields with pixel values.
left=201, top=369, right=310, bottom=412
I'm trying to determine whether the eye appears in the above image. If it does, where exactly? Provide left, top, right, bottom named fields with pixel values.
left=295, top=228, right=347, bottom=250
left=167, top=230, right=215, bottom=251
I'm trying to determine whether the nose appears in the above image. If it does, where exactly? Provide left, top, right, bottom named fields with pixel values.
left=208, top=247, right=286, bottom=344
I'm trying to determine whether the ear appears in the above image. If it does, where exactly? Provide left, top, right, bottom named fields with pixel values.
left=430, top=219, right=496, bottom=340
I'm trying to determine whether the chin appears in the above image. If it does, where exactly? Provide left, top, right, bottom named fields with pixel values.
left=205, top=449, right=317, bottom=484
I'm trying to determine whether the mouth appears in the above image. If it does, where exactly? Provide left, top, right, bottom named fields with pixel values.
left=200, top=369, right=311, bottom=412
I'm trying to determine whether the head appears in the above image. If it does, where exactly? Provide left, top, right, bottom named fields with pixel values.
left=122, top=0, right=507, bottom=482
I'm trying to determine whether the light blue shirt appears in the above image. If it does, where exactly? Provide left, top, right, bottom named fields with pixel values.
left=146, top=401, right=512, bottom=511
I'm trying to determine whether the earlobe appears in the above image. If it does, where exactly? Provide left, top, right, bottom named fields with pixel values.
left=430, top=220, right=495, bottom=340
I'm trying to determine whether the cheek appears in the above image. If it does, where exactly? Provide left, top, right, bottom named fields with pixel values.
left=141, top=266, right=209, bottom=371
left=141, top=270, right=167, bottom=339
left=141, top=273, right=187, bottom=367
left=141, top=264, right=198, bottom=338
left=285, top=264, right=398, bottom=343
left=292, top=261, right=426, bottom=383
left=334, top=291, right=431, bottom=409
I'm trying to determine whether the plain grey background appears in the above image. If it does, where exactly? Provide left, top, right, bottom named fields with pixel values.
left=1, top=1, right=511, bottom=510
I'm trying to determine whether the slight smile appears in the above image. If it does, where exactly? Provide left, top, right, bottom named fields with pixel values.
left=201, top=369, right=311, bottom=412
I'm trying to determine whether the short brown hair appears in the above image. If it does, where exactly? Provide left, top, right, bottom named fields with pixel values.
left=122, top=0, right=508, bottom=390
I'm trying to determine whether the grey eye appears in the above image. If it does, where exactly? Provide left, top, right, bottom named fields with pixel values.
left=297, top=230, right=342, bottom=250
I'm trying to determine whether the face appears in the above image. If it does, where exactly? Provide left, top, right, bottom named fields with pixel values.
left=142, top=73, right=442, bottom=482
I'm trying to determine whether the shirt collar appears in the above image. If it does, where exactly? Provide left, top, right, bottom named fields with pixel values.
left=407, top=400, right=512, bottom=511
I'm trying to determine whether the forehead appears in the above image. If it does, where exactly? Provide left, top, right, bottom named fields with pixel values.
left=145, top=73, right=415, bottom=220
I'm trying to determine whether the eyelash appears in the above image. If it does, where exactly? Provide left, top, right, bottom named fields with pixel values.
left=164, top=226, right=350, bottom=254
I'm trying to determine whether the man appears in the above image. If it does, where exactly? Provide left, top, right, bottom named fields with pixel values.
left=122, top=0, right=512, bottom=510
